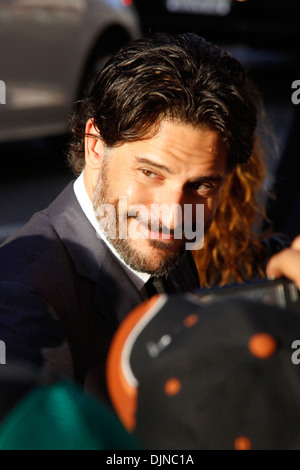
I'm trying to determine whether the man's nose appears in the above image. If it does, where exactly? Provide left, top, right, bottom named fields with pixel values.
left=151, top=189, right=186, bottom=230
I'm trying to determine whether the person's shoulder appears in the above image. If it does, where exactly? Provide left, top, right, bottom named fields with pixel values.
left=0, top=211, right=64, bottom=285
left=0, top=180, right=77, bottom=263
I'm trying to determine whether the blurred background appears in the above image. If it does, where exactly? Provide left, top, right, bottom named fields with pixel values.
left=1, top=0, right=300, bottom=244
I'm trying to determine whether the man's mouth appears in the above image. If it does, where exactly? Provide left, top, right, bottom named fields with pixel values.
left=126, top=217, right=179, bottom=242
left=138, top=222, right=176, bottom=241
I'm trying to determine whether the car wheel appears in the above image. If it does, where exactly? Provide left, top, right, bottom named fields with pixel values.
left=80, top=53, right=111, bottom=98
left=79, top=30, right=131, bottom=100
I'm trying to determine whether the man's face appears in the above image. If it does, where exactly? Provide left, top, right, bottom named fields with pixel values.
left=93, top=120, right=227, bottom=276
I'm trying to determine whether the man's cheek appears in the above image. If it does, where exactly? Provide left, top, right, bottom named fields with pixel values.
left=206, top=197, right=221, bottom=220
left=182, top=204, right=205, bottom=251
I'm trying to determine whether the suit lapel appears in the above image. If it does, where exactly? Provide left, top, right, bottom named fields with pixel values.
left=47, top=182, right=144, bottom=327
left=93, top=248, right=145, bottom=328
left=48, top=181, right=105, bottom=281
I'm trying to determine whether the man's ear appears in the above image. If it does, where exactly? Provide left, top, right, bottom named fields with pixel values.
left=84, top=118, right=105, bottom=170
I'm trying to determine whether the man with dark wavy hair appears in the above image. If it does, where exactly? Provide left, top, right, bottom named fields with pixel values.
left=0, top=33, right=257, bottom=403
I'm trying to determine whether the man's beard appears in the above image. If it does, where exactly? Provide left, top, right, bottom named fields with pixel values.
left=93, top=162, right=188, bottom=277
left=105, top=228, right=187, bottom=277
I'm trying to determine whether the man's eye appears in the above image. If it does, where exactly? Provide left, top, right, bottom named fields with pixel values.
left=191, top=182, right=217, bottom=194
left=192, top=182, right=210, bottom=190
left=198, top=184, right=211, bottom=191
left=141, top=169, right=156, bottom=177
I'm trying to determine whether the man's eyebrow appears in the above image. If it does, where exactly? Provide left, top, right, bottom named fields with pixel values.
left=190, top=175, right=225, bottom=184
left=134, top=156, right=174, bottom=174
left=134, top=156, right=225, bottom=182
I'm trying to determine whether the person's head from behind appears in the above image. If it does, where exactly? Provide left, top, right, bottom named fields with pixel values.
left=68, top=32, right=257, bottom=276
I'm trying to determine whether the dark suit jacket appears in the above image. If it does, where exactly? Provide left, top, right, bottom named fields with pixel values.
left=0, top=181, right=200, bottom=404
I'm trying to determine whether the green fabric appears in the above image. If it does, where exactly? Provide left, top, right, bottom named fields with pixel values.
left=0, top=380, right=142, bottom=450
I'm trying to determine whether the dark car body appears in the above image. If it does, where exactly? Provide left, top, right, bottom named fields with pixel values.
left=134, top=0, right=300, bottom=53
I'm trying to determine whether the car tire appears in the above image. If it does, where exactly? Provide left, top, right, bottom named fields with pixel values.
left=78, top=30, right=131, bottom=100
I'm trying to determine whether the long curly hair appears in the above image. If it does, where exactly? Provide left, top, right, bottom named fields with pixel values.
left=193, top=134, right=269, bottom=288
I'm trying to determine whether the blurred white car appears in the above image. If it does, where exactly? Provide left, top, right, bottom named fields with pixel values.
left=0, top=0, right=141, bottom=142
